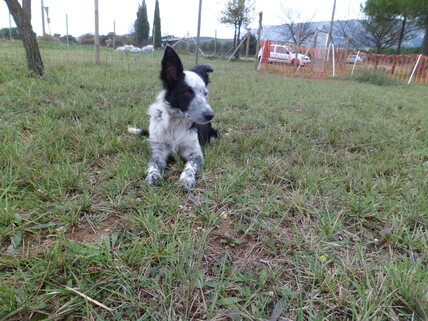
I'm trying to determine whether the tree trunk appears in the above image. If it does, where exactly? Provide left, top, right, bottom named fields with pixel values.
left=234, top=23, right=241, bottom=59
left=22, top=0, right=31, bottom=20
left=396, top=17, right=406, bottom=55
left=422, top=23, right=428, bottom=56
left=5, top=0, right=44, bottom=76
left=233, top=24, right=237, bottom=49
left=392, top=17, right=407, bottom=74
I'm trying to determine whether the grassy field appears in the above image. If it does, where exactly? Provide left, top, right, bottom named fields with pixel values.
left=0, top=40, right=427, bottom=321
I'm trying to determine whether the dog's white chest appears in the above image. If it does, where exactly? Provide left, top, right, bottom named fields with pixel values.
left=149, top=108, right=197, bottom=153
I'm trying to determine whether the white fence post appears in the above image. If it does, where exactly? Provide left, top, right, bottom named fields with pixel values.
left=408, top=54, right=422, bottom=84
left=351, top=50, right=360, bottom=77
left=332, top=43, right=336, bottom=77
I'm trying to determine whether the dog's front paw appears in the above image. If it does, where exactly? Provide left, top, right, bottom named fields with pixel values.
left=179, top=175, right=196, bottom=189
left=180, top=178, right=196, bottom=189
left=146, top=172, right=162, bottom=184
left=146, top=167, right=162, bottom=184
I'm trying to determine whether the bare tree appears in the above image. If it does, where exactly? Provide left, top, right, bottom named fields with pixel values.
left=360, top=17, right=402, bottom=53
left=5, top=0, right=44, bottom=75
left=335, top=10, right=417, bottom=54
left=278, top=8, right=315, bottom=46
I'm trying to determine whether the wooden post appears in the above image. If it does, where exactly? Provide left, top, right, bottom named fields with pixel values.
left=254, top=11, right=263, bottom=70
left=66, top=14, right=69, bottom=46
left=41, top=0, right=46, bottom=36
left=45, top=6, right=50, bottom=35
left=323, top=0, right=336, bottom=72
left=94, top=0, right=100, bottom=64
left=305, top=28, right=319, bottom=75
left=351, top=50, right=360, bottom=77
left=245, top=31, right=250, bottom=60
left=227, top=34, right=248, bottom=61
left=344, top=36, right=349, bottom=52
left=343, top=36, right=349, bottom=66
left=195, top=0, right=202, bottom=64
left=152, top=24, right=156, bottom=46
left=214, top=29, right=217, bottom=56
left=327, top=0, right=336, bottom=48
left=113, top=20, right=116, bottom=48
left=311, top=28, right=319, bottom=48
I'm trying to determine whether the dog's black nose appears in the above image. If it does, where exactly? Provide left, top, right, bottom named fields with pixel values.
left=203, top=111, right=214, bottom=121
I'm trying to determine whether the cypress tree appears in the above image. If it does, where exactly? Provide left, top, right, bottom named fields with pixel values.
left=135, top=0, right=150, bottom=46
left=153, top=0, right=162, bottom=48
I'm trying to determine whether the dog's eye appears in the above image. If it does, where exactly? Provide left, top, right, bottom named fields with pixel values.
left=184, top=89, right=195, bottom=98
left=204, top=91, right=208, bottom=97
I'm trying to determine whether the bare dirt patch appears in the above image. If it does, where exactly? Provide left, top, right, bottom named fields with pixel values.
left=65, top=215, right=123, bottom=243
left=21, top=215, right=125, bottom=258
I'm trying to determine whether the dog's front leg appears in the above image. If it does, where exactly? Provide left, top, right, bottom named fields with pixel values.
left=146, top=142, right=170, bottom=184
left=179, top=154, right=203, bottom=189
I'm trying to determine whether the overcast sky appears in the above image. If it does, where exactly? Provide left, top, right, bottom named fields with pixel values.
left=0, top=0, right=364, bottom=39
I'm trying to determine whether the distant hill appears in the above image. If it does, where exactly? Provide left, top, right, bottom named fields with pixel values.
left=251, top=20, right=424, bottom=48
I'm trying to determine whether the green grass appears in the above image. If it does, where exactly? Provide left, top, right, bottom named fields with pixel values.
left=0, top=40, right=427, bottom=321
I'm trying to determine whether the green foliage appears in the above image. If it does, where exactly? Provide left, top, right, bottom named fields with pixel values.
left=199, top=39, right=220, bottom=54
left=219, top=0, right=255, bottom=57
left=365, top=0, right=407, bottom=18
left=219, top=0, right=254, bottom=28
left=364, top=0, right=428, bottom=54
left=134, top=0, right=150, bottom=46
left=365, top=0, right=428, bottom=24
left=369, top=46, right=421, bottom=54
left=59, top=35, right=77, bottom=44
left=0, top=27, right=19, bottom=40
left=239, top=32, right=257, bottom=55
left=353, top=71, right=398, bottom=85
left=153, top=0, right=162, bottom=49
left=78, top=33, right=94, bottom=45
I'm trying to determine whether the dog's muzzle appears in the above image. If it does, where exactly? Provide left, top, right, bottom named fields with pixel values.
left=202, top=111, right=215, bottom=122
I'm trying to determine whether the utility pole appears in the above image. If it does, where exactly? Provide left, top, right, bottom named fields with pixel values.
left=214, top=29, right=217, bottom=56
left=255, top=11, right=263, bottom=70
left=94, top=0, right=100, bottom=64
left=245, top=31, right=250, bottom=60
left=113, top=20, right=116, bottom=48
left=45, top=6, right=50, bottom=35
left=66, top=14, right=69, bottom=46
left=8, top=12, right=13, bottom=40
left=195, top=0, right=202, bottom=64
left=311, top=28, right=319, bottom=49
left=41, top=0, right=46, bottom=36
left=324, top=0, right=336, bottom=72
left=152, top=24, right=156, bottom=46
left=327, top=0, right=336, bottom=47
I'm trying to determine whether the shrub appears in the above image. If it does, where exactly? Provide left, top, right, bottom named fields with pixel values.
left=353, top=72, right=398, bottom=85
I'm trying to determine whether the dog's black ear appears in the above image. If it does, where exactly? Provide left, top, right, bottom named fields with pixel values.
left=190, top=64, right=214, bottom=85
left=160, top=46, right=184, bottom=88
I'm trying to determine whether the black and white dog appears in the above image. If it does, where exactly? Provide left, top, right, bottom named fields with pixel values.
left=128, top=46, right=218, bottom=189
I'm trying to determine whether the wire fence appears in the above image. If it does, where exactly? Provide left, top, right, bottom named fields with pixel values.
left=259, top=40, right=428, bottom=84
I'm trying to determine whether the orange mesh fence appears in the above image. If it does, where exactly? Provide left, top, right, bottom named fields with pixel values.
left=259, top=40, right=428, bottom=84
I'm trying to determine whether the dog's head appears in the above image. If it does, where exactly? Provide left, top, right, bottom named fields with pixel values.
left=160, top=46, right=214, bottom=124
